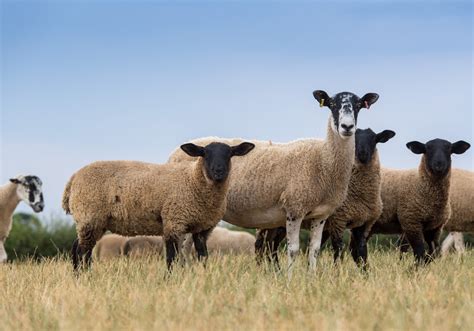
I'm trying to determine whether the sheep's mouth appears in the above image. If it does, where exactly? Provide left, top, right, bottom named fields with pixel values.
left=340, top=131, right=354, bottom=137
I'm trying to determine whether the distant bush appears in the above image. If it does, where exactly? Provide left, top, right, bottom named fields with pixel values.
left=5, top=213, right=76, bottom=261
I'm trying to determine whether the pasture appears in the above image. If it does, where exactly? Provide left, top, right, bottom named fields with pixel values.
left=0, top=250, right=472, bottom=331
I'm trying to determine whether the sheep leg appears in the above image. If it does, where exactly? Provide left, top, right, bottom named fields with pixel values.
left=330, top=232, right=344, bottom=263
left=405, top=231, right=425, bottom=266
left=397, top=234, right=411, bottom=259
left=255, top=227, right=286, bottom=268
left=73, top=224, right=104, bottom=273
left=0, top=240, right=7, bottom=263
left=423, top=227, right=441, bottom=263
left=165, top=237, right=180, bottom=271
left=193, top=228, right=212, bottom=262
left=440, top=232, right=455, bottom=256
left=270, top=227, right=287, bottom=268
left=350, top=225, right=368, bottom=269
left=308, top=218, right=326, bottom=271
left=452, top=232, right=465, bottom=254
left=286, top=215, right=304, bottom=278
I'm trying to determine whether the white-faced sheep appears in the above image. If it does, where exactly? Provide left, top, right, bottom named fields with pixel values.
left=182, top=226, right=255, bottom=258
left=370, top=139, right=471, bottom=264
left=255, top=128, right=396, bottom=268
left=93, top=233, right=128, bottom=260
left=63, top=142, right=254, bottom=272
left=0, top=175, right=44, bottom=263
left=168, top=90, right=379, bottom=276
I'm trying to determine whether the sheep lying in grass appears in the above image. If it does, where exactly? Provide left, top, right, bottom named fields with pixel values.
left=370, top=139, right=471, bottom=264
left=123, top=236, right=164, bottom=258
left=168, top=90, right=379, bottom=276
left=93, top=234, right=128, bottom=260
left=182, top=226, right=255, bottom=258
left=255, top=128, right=396, bottom=268
left=63, top=142, right=255, bottom=272
left=0, top=175, right=44, bottom=263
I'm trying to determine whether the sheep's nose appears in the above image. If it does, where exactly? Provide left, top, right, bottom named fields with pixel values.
left=341, top=124, right=354, bottom=131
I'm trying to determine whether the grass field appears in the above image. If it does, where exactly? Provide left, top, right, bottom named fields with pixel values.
left=0, top=250, right=472, bottom=331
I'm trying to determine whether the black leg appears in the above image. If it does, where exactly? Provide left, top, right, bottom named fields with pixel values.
left=398, top=234, right=411, bottom=259
left=423, top=228, right=441, bottom=264
left=71, top=238, right=80, bottom=273
left=405, top=232, right=425, bottom=266
left=350, top=225, right=367, bottom=268
left=331, top=233, right=344, bottom=263
left=255, top=227, right=285, bottom=269
left=193, top=228, right=212, bottom=262
left=165, top=237, right=179, bottom=271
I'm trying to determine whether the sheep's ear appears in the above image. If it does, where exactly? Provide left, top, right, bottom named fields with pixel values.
left=313, top=90, right=332, bottom=108
left=376, top=130, right=396, bottom=144
left=360, top=93, right=379, bottom=109
left=231, top=142, right=255, bottom=157
left=9, top=178, right=22, bottom=184
left=451, top=141, right=471, bottom=155
left=406, top=141, right=426, bottom=154
left=180, top=143, right=205, bottom=157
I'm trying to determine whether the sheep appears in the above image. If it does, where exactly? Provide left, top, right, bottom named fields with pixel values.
left=63, top=141, right=255, bottom=272
left=168, top=90, right=379, bottom=276
left=369, top=139, right=471, bottom=264
left=123, top=236, right=164, bottom=258
left=399, top=168, right=473, bottom=256
left=182, top=226, right=255, bottom=258
left=93, top=233, right=128, bottom=260
left=255, top=128, right=396, bottom=268
left=0, top=175, right=44, bottom=263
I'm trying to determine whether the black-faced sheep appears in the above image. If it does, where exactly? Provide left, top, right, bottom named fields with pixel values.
left=63, top=142, right=255, bottom=272
left=370, top=139, right=470, bottom=264
left=0, top=175, right=44, bottom=263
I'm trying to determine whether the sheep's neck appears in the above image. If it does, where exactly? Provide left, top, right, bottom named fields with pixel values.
left=191, top=158, right=229, bottom=207
left=0, top=183, right=20, bottom=239
left=318, top=118, right=355, bottom=187
left=418, top=156, right=451, bottom=208
left=349, top=151, right=381, bottom=199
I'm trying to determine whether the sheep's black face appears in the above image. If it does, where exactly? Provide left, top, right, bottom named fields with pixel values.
left=407, top=139, right=471, bottom=178
left=313, top=90, right=379, bottom=139
left=9, top=175, right=45, bottom=212
left=355, top=128, right=396, bottom=165
left=180, top=142, right=255, bottom=184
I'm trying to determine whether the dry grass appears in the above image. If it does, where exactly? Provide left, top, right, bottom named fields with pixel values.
left=0, top=250, right=472, bottom=331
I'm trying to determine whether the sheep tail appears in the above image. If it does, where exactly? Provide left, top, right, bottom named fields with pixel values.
left=62, top=173, right=75, bottom=214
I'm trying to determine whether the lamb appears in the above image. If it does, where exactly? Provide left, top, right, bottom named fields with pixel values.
left=255, top=128, right=396, bottom=268
left=182, top=226, right=255, bottom=257
left=123, top=236, right=164, bottom=258
left=168, top=90, right=379, bottom=275
left=0, top=175, right=44, bottom=263
left=369, top=139, right=471, bottom=264
left=63, top=141, right=255, bottom=272
left=93, top=233, right=128, bottom=260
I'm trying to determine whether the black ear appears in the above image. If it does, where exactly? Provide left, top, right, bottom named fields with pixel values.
left=376, top=130, right=396, bottom=144
left=360, top=93, right=379, bottom=109
left=9, top=178, right=22, bottom=184
left=406, top=141, right=426, bottom=154
left=312, top=90, right=332, bottom=108
left=451, top=141, right=471, bottom=155
left=180, top=143, right=205, bottom=157
left=231, top=142, right=255, bottom=157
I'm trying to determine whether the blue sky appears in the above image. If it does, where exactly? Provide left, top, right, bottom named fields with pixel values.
left=1, top=0, right=473, bottom=216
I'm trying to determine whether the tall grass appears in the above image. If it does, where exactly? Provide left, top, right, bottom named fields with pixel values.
left=0, top=250, right=472, bottom=331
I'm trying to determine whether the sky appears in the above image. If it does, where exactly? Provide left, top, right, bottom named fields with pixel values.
left=1, top=0, right=473, bottom=217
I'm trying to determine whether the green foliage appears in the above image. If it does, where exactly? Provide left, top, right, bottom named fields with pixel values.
left=5, top=213, right=76, bottom=261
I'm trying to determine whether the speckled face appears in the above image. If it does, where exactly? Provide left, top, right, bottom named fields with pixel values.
left=10, top=175, right=45, bottom=212
left=313, top=90, right=379, bottom=139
